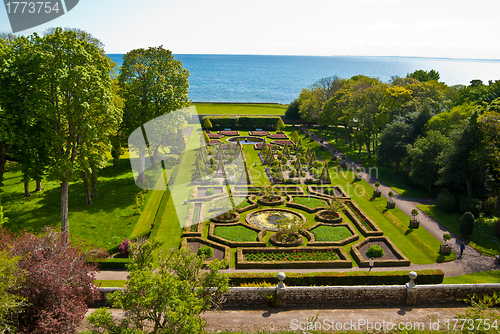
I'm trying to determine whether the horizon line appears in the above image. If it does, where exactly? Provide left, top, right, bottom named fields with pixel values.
left=105, top=53, right=500, bottom=62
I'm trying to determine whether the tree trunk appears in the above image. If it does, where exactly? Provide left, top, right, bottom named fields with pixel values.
left=358, top=145, right=362, bottom=161
left=0, top=141, right=6, bottom=182
left=24, top=181, right=31, bottom=197
left=394, top=160, right=400, bottom=174
left=466, top=179, right=472, bottom=198
left=137, top=147, right=146, bottom=184
left=365, top=142, right=371, bottom=159
left=90, top=162, right=98, bottom=198
left=61, top=177, right=69, bottom=243
left=35, top=180, right=43, bottom=192
left=335, top=126, right=338, bottom=142
left=113, top=156, right=119, bottom=167
left=82, top=170, right=92, bottom=205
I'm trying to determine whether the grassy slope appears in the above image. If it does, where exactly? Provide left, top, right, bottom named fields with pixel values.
left=193, top=103, right=287, bottom=115
left=443, top=271, right=500, bottom=284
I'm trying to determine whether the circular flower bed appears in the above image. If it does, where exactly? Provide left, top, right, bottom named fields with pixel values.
left=315, top=210, right=343, bottom=223
left=257, top=195, right=286, bottom=206
left=210, top=212, right=240, bottom=223
left=269, top=231, right=303, bottom=247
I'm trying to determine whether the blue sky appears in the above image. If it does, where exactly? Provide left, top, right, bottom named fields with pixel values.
left=1, top=0, right=499, bottom=59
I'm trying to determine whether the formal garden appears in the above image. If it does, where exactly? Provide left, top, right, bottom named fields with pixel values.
left=155, top=115, right=457, bottom=270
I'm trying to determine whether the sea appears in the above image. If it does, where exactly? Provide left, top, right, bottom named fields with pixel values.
left=107, top=54, right=500, bottom=104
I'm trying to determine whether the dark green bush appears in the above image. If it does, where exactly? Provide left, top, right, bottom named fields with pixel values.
left=289, top=168, right=297, bottom=178
left=205, top=188, right=215, bottom=196
left=460, top=211, right=475, bottom=237
left=227, top=269, right=444, bottom=286
left=201, top=116, right=282, bottom=131
left=366, top=245, right=384, bottom=258
left=197, top=245, right=213, bottom=259
left=484, top=197, right=498, bottom=216
left=437, top=192, right=456, bottom=213
left=459, top=197, right=482, bottom=217
left=495, top=219, right=500, bottom=238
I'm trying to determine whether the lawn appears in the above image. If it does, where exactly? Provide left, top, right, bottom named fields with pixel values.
left=443, top=271, right=500, bottom=284
left=1, top=154, right=146, bottom=252
left=292, top=196, right=325, bottom=209
left=311, top=225, right=352, bottom=242
left=193, top=103, right=287, bottom=115
left=214, top=225, right=259, bottom=242
left=418, top=204, right=500, bottom=256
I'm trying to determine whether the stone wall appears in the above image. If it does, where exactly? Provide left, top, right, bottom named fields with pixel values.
left=95, top=283, right=500, bottom=309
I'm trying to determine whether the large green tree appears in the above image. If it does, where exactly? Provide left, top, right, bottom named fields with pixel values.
left=37, top=28, right=120, bottom=241
left=119, top=46, right=190, bottom=184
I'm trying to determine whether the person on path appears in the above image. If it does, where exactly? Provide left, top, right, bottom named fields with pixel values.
left=369, top=257, right=374, bottom=271
left=460, top=242, right=465, bottom=257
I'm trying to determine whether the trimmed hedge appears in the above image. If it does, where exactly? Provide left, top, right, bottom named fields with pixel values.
left=201, top=116, right=283, bottom=131
left=226, top=269, right=445, bottom=286
left=94, top=258, right=131, bottom=270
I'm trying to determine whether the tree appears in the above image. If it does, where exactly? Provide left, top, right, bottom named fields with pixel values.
left=407, top=69, right=440, bottom=82
left=120, top=46, right=190, bottom=184
left=37, top=28, right=120, bottom=241
left=0, top=227, right=106, bottom=333
left=203, top=117, right=213, bottom=130
left=89, top=239, right=228, bottom=334
left=460, top=211, right=475, bottom=237
left=377, top=121, right=412, bottom=173
left=407, top=130, right=450, bottom=194
left=276, top=118, right=285, bottom=132
left=285, top=98, right=301, bottom=124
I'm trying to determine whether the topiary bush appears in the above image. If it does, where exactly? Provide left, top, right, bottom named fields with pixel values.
left=459, top=211, right=475, bottom=237
left=437, top=192, right=456, bottom=213
left=309, top=167, right=318, bottom=176
left=484, top=196, right=498, bottom=216
left=366, top=244, right=384, bottom=258
left=459, top=197, right=482, bottom=217
left=289, top=168, right=297, bottom=178
left=197, top=245, right=213, bottom=259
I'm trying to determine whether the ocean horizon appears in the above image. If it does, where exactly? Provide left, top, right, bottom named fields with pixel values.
left=107, top=54, right=500, bottom=104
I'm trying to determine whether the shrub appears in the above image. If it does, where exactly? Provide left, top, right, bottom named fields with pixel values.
left=289, top=168, right=297, bottom=178
left=324, top=188, right=337, bottom=196
left=205, top=188, right=215, bottom=196
left=313, top=161, right=323, bottom=168
left=374, top=182, right=380, bottom=189
left=460, top=211, right=475, bottom=237
left=119, top=238, right=132, bottom=257
left=484, top=196, right=498, bottom=216
left=197, top=245, right=213, bottom=259
left=437, top=192, right=456, bottom=213
left=442, top=233, right=451, bottom=245
left=299, top=157, right=307, bottom=164
left=366, top=245, right=384, bottom=258
left=309, top=167, right=317, bottom=176
left=459, top=197, right=482, bottom=217
left=281, top=157, right=288, bottom=164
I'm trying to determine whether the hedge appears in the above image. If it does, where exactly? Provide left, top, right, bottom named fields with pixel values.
left=94, top=258, right=131, bottom=270
left=226, top=269, right=444, bottom=286
left=201, top=116, right=283, bottom=131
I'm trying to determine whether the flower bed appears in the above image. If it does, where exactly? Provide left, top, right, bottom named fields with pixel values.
left=267, top=133, right=289, bottom=139
left=270, top=140, right=295, bottom=147
left=218, top=130, right=240, bottom=136
left=264, top=166, right=274, bottom=183
left=343, top=201, right=383, bottom=236
left=236, top=247, right=352, bottom=269
left=257, top=195, right=286, bottom=206
left=307, top=185, right=350, bottom=199
left=208, top=133, right=224, bottom=139
left=315, top=210, right=343, bottom=224
left=257, top=152, right=266, bottom=164
left=210, top=211, right=240, bottom=223
left=249, top=130, right=270, bottom=136
left=181, top=237, right=230, bottom=267
left=208, top=139, right=222, bottom=145
left=269, top=231, right=303, bottom=247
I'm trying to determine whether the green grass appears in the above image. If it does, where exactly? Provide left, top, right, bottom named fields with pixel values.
left=418, top=204, right=500, bottom=256
left=95, top=280, right=126, bottom=287
left=214, top=225, right=259, bottom=242
left=443, top=271, right=500, bottom=284
left=193, top=103, right=287, bottom=115
left=1, top=155, right=145, bottom=252
left=292, top=196, right=325, bottom=209
left=311, top=225, right=352, bottom=242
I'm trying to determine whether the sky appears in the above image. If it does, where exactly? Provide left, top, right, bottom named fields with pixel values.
left=1, top=0, right=499, bottom=59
